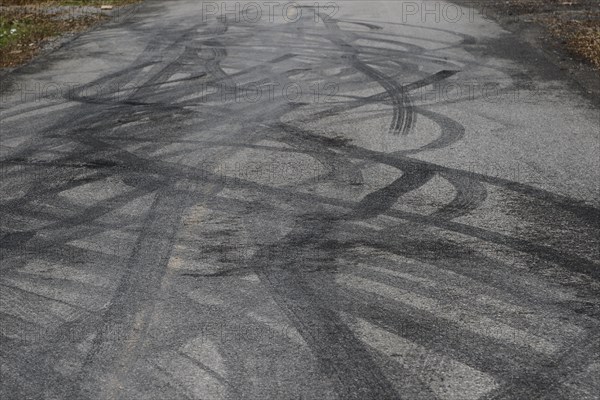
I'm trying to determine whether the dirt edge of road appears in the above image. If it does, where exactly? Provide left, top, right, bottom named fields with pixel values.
left=0, top=1, right=142, bottom=69
left=451, top=0, right=600, bottom=106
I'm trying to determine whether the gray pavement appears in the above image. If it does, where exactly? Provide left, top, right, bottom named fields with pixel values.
left=1, top=1, right=599, bottom=399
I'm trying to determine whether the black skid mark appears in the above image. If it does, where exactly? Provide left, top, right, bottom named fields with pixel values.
left=319, top=15, right=415, bottom=136
left=344, top=21, right=384, bottom=31
left=433, top=171, right=488, bottom=220
left=271, top=123, right=599, bottom=279
left=307, top=69, right=459, bottom=126
left=249, top=212, right=403, bottom=399
left=277, top=123, right=365, bottom=187
left=74, top=189, right=199, bottom=398
left=0, top=231, right=36, bottom=250
left=394, top=107, right=465, bottom=155
left=2, top=4, right=599, bottom=399
left=351, top=169, right=436, bottom=220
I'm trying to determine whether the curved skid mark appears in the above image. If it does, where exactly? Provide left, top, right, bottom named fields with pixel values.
left=344, top=21, right=384, bottom=31
left=433, top=172, right=488, bottom=220
left=308, top=70, right=459, bottom=126
left=320, top=15, right=414, bottom=136
left=1, top=6, right=599, bottom=400
left=395, top=106, right=465, bottom=155
left=351, top=169, right=436, bottom=219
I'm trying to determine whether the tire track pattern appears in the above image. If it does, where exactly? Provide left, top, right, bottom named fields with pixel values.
left=1, top=2, right=599, bottom=400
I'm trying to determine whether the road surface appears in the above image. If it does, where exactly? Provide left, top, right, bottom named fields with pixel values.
left=1, top=1, right=599, bottom=399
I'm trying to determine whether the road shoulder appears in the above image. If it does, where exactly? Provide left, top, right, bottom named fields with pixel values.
left=451, top=0, right=599, bottom=107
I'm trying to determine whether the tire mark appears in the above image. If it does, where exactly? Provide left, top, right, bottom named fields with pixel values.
left=320, top=15, right=415, bottom=136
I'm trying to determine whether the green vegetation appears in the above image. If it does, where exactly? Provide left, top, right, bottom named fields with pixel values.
left=1, top=1, right=137, bottom=5
left=0, top=0, right=139, bottom=67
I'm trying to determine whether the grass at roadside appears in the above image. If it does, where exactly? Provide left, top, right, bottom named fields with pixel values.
left=0, top=0, right=140, bottom=68
left=0, top=7, right=102, bottom=67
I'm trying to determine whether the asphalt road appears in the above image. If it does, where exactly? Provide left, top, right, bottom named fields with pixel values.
left=1, top=1, right=599, bottom=399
